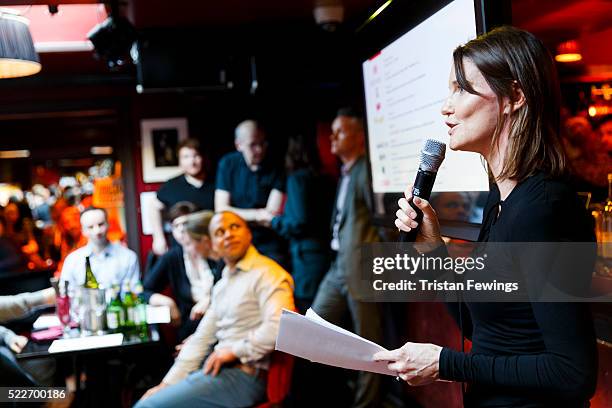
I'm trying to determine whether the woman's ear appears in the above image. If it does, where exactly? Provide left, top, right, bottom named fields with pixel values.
left=508, top=81, right=526, bottom=113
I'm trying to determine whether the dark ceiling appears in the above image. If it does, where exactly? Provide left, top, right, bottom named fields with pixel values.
left=0, top=0, right=608, bottom=87
left=124, top=0, right=612, bottom=43
left=0, top=0, right=608, bottom=52
left=127, top=0, right=379, bottom=28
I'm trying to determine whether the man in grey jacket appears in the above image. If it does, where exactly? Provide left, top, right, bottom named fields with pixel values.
left=136, top=211, right=294, bottom=408
left=311, top=107, right=383, bottom=408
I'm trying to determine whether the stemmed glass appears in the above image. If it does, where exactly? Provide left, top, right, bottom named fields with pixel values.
left=56, top=293, right=71, bottom=337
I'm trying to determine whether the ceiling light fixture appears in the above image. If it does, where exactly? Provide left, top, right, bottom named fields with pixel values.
left=588, top=105, right=611, bottom=117
left=0, top=149, right=31, bottom=159
left=0, top=8, right=41, bottom=78
left=90, top=146, right=113, bottom=155
left=555, top=40, right=582, bottom=63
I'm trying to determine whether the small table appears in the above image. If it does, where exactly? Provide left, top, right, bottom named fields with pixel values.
left=17, top=325, right=161, bottom=360
left=17, top=325, right=162, bottom=407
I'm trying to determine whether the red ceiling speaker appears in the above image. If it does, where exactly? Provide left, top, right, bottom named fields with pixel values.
left=555, top=39, right=582, bottom=63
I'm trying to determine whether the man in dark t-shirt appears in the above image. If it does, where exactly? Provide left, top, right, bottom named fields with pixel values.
left=214, top=120, right=287, bottom=266
left=157, top=176, right=214, bottom=211
left=150, top=138, right=215, bottom=255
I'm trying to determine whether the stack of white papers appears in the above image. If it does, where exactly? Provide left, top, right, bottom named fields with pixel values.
left=32, top=314, right=61, bottom=330
left=48, top=333, right=124, bottom=353
left=275, top=308, right=395, bottom=376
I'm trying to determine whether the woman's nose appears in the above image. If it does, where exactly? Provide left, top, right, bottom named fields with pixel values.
left=441, top=96, right=453, bottom=116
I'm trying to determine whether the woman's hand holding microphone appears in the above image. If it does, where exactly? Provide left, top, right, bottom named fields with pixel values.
left=395, top=186, right=445, bottom=251
left=378, top=186, right=446, bottom=384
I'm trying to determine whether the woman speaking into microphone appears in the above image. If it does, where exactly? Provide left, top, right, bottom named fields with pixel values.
left=374, top=26, right=598, bottom=407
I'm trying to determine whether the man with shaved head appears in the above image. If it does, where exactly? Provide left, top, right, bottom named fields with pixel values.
left=137, top=211, right=294, bottom=408
left=215, top=120, right=287, bottom=267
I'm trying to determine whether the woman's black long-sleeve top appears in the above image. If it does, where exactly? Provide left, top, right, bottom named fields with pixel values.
left=439, top=172, right=598, bottom=407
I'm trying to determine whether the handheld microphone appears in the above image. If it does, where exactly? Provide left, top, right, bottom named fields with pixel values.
left=399, top=139, right=446, bottom=242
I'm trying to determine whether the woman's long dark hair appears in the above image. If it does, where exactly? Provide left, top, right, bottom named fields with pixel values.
left=453, top=26, right=567, bottom=182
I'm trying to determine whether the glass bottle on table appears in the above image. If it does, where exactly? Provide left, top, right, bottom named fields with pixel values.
left=132, top=282, right=148, bottom=339
left=121, top=281, right=135, bottom=334
left=106, top=282, right=125, bottom=333
left=84, top=256, right=99, bottom=289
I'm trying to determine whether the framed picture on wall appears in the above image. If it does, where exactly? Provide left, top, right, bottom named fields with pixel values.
left=141, top=117, right=188, bottom=183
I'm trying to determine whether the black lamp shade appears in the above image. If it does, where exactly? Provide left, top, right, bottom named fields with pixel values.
left=0, top=11, right=41, bottom=78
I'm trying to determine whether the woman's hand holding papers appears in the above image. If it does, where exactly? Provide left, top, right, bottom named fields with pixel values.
left=373, top=342, right=442, bottom=386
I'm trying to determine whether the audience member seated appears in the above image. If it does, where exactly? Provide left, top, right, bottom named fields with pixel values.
left=40, top=198, right=69, bottom=266
left=29, top=184, right=53, bottom=227
left=215, top=120, right=288, bottom=267
left=183, top=210, right=222, bottom=318
left=0, top=214, right=26, bottom=273
left=598, top=115, right=612, bottom=155
left=3, top=200, right=48, bottom=270
left=261, top=134, right=334, bottom=312
left=4, top=200, right=36, bottom=250
left=60, top=207, right=140, bottom=289
left=150, top=138, right=216, bottom=256
left=55, top=206, right=88, bottom=275
left=143, top=203, right=220, bottom=341
left=0, top=287, right=56, bottom=386
left=135, top=211, right=295, bottom=408
left=562, top=116, right=612, bottom=201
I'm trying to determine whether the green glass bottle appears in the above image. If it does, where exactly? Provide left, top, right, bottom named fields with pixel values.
left=105, top=284, right=125, bottom=333
left=84, top=256, right=99, bottom=289
left=132, top=282, right=148, bottom=339
left=121, top=281, right=135, bottom=333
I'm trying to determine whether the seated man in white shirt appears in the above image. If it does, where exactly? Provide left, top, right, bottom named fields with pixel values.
left=135, top=211, right=294, bottom=408
left=60, top=207, right=140, bottom=290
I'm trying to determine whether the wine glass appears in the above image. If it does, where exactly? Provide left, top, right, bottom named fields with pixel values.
left=56, top=294, right=71, bottom=337
left=68, top=286, right=82, bottom=330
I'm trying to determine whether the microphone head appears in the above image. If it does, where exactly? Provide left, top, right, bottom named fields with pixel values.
left=420, top=139, right=446, bottom=172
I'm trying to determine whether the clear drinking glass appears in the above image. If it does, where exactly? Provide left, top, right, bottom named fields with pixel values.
left=56, top=294, right=71, bottom=337
left=69, top=287, right=82, bottom=329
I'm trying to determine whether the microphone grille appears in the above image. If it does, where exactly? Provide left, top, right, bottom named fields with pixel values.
left=420, top=139, right=446, bottom=172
